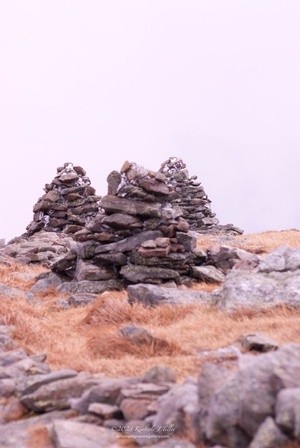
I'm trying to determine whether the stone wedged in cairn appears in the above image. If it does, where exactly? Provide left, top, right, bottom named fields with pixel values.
left=51, top=161, right=197, bottom=287
left=159, top=157, right=243, bottom=234
left=26, top=162, right=101, bottom=236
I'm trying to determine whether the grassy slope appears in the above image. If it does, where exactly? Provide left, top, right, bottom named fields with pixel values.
left=0, top=229, right=299, bottom=380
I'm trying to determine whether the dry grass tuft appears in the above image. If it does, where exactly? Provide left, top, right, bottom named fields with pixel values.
left=197, top=229, right=300, bottom=254
left=0, top=262, right=46, bottom=290
left=2, top=289, right=300, bottom=379
left=84, top=292, right=196, bottom=326
left=87, top=327, right=183, bottom=359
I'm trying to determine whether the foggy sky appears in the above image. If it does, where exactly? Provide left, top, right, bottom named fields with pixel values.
left=0, top=1, right=299, bottom=242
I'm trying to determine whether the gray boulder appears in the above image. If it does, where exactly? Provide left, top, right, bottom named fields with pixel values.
left=0, top=349, right=28, bottom=367
left=51, top=419, right=117, bottom=448
left=70, top=378, right=138, bottom=414
left=21, top=374, right=100, bottom=412
left=258, top=246, right=300, bottom=273
left=192, top=266, right=225, bottom=283
left=17, top=369, right=78, bottom=395
left=198, top=364, right=235, bottom=440
left=30, top=272, right=64, bottom=293
left=206, top=376, right=247, bottom=447
left=121, top=265, right=180, bottom=283
left=0, top=410, right=74, bottom=448
left=74, top=260, right=115, bottom=281
left=152, top=380, right=199, bottom=443
left=57, top=279, right=123, bottom=294
left=218, top=269, right=300, bottom=310
left=237, top=344, right=300, bottom=437
left=203, top=344, right=300, bottom=446
left=275, top=387, right=300, bottom=439
left=67, top=293, right=99, bottom=307
left=127, top=283, right=217, bottom=307
left=248, top=417, right=289, bottom=448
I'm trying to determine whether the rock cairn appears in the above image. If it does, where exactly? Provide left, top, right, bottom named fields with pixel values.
left=159, top=157, right=219, bottom=231
left=52, top=161, right=197, bottom=287
left=26, top=163, right=101, bottom=236
left=160, top=157, right=243, bottom=234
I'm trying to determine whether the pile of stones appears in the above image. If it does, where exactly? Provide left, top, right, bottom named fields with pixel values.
left=159, top=157, right=219, bottom=231
left=160, top=157, right=242, bottom=234
left=26, top=162, right=101, bottom=236
left=51, top=161, right=198, bottom=288
left=2, top=319, right=300, bottom=448
left=1, top=157, right=243, bottom=281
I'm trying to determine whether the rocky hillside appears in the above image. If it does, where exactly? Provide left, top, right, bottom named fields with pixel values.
left=0, top=229, right=299, bottom=448
left=0, top=159, right=299, bottom=448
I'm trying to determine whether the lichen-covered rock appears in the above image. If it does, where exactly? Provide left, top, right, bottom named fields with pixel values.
left=152, top=379, right=199, bottom=443
left=217, top=267, right=300, bottom=310
left=51, top=420, right=117, bottom=448
left=21, top=374, right=100, bottom=412
left=248, top=417, right=289, bottom=448
left=275, top=387, right=300, bottom=439
left=203, top=344, right=300, bottom=446
left=127, top=283, right=216, bottom=307
left=192, top=265, right=225, bottom=283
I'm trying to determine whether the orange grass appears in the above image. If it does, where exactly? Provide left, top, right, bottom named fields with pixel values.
left=0, top=262, right=46, bottom=290
left=1, top=288, right=300, bottom=380
left=197, top=229, right=300, bottom=254
left=0, top=229, right=300, bottom=381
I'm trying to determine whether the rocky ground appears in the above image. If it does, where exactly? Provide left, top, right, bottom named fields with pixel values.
left=0, top=230, right=300, bottom=448
left=0, top=159, right=299, bottom=447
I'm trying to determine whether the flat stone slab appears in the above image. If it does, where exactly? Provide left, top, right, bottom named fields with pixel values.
left=21, top=374, right=101, bottom=412
left=127, top=283, right=218, bottom=307
left=100, top=195, right=162, bottom=218
left=121, top=265, right=180, bottom=283
left=0, top=410, right=74, bottom=448
left=58, top=279, right=124, bottom=294
left=192, top=265, right=225, bottom=283
left=51, top=419, right=117, bottom=448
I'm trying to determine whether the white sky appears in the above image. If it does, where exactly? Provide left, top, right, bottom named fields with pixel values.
left=0, top=1, right=299, bottom=241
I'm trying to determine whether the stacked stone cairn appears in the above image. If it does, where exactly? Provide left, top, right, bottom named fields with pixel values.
left=52, top=161, right=198, bottom=286
left=159, top=157, right=243, bottom=234
left=159, top=157, right=219, bottom=231
left=26, top=163, right=101, bottom=236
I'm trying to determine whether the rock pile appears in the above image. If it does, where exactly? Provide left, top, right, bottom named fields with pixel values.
left=51, top=161, right=198, bottom=288
left=26, top=162, right=101, bottom=236
left=123, top=246, right=300, bottom=311
left=2, top=319, right=300, bottom=448
left=1, top=231, right=75, bottom=266
left=215, top=245, right=300, bottom=311
left=196, top=343, right=300, bottom=447
left=159, top=157, right=243, bottom=234
left=159, top=157, right=218, bottom=231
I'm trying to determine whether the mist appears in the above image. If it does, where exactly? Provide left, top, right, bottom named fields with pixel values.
left=0, top=1, right=299, bottom=241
